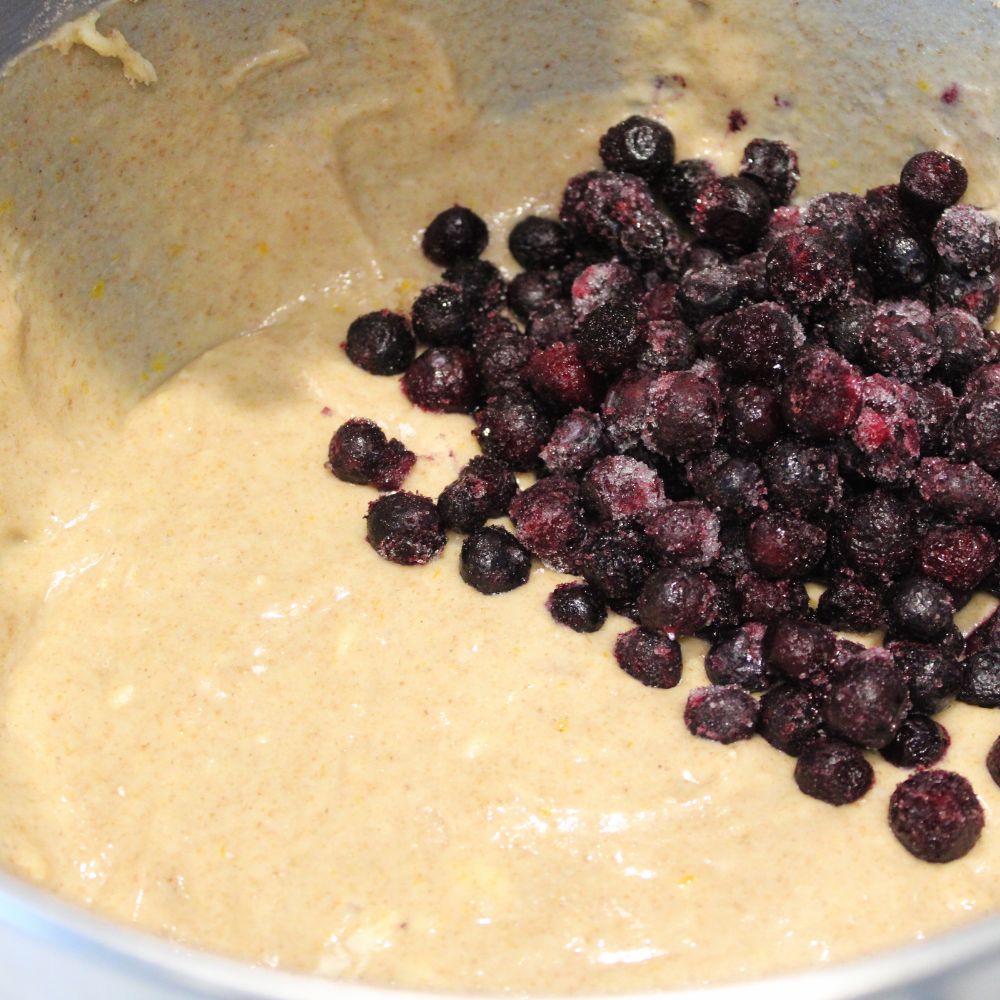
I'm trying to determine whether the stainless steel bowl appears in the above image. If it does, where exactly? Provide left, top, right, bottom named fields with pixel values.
left=1, top=2, right=999, bottom=998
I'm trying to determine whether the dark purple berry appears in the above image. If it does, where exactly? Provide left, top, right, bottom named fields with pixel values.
left=527, top=299, right=576, bottom=348
left=762, top=441, right=842, bottom=518
left=920, top=525, right=996, bottom=593
left=820, top=300, right=876, bottom=364
left=747, top=511, right=826, bottom=579
left=824, top=647, right=910, bottom=750
left=421, top=205, right=488, bottom=266
left=739, top=138, right=799, bottom=206
left=402, top=347, right=479, bottom=413
left=642, top=370, right=722, bottom=459
left=474, top=388, right=553, bottom=470
left=953, top=391, right=1000, bottom=473
left=782, top=347, right=863, bottom=441
left=887, top=577, right=956, bottom=642
left=638, top=318, right=696, bottom=373
left=766, top=226, right=853, bottom=314
left=366, top=491, right=445, bottom=566
left=736, top=573, right=809, bottom=624
left=888, top=640, right=963, bottom=715
left=459, top=526, right=531, bottom=594
left=899, top=151, right=968, bottom=214
left=867, top=227, right=933, bottom=297
left=763, top=617, right=836, bottom=685
left=571, top=263, right=643, bottom=319
left=471, top=314, right=533, bottom=396
left=599, top=115, right=675, bottom=178
left=959, top=648, right=1000, bottom=708
left=933, top=205, right=1000, bottom=275
left=644, top=499, right=721, bottom=568
left=759, top=684, right=823, bottom=756
left=658, top=158, right=717, bottom=224
left=546, top=582, right=607, bottom=633
left=916, top=458, right=1000, bottom=526
left=861, top=299, right=940, bottom=382
left=576, top=302, right=642, bottom=376
left=442, top=259, right=506, bottom=314
left=795, top=738, right=874, bottom=805
left=691, top=176, right=771, bottom=254
left=677, top=264, right=744, bottom=324
left=344, top=311, right=416, bottom=375
left=507, top=269, right=563, bottom=319
left=411, top=283, right=473, bottom=347
left=437, top=456, right=518, bottom=533
left=581, top=524, right=653, bottom=603
left=614, top=628, right=682, bottom=688
left=726, top=383, right=783, bottom=451
left=327, top=418, right=387, bottom=485
left=817, top=574, right=888, bottom=632
left=371, top=438, right=417, bottom=492
left=581, top=454, right=666, bottom=524
left=602, top=371, right=655, bottom=450
left=987, top=736, right=1000, bottom=788
left=881, top=715, right=950, bottom=769
left=707, top=301, right=804, bottom=383
left=931, top=268, right=1000, bottom=323
left=686, top=451, right=767, bottom=520
left=540, top=409, right=607, bottom=476
left=803, top=192, right=867, bottom=258
left=638, top=568, right=718, bottom=636
left=705, top=622, right=772, bottom=690
left=889, top=769, right=984, bottom=863
left=839, top=491, right=918, bottom=581
left=933, top=308, right=997, bottom=386
left=508, top=216, right=574, bottom=270
left=684, top=685, right=758, bottom=743
left=524, top=341, right=602, bottom=411
left=508, top=476, right=588, bottom=573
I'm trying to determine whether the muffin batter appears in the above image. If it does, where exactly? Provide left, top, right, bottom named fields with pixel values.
left=1, top=0, right=999, bottom=992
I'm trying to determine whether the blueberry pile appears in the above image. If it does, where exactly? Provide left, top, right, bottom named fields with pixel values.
left=330, top=115, right=1000, bottom=864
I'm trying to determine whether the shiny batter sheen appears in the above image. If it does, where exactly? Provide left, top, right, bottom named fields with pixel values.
left=1, top=0, right=999, bottom=992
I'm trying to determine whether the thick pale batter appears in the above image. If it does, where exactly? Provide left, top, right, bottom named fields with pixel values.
left=1, top=0, right=1000, bottom=993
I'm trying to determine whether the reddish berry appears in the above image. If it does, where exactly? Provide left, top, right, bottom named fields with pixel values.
left=766, top=226, right=853, bottom=314
left=782, top=346, right=863, bottom=441
left=508, top=476, right=588, bottom=573
left=919, top=525, right=996, bottom=593
left=581, top=454, right=666, bottom=524
left=571, top=262, right=642, bottom=319
left=916, top=458, right=1000, bottom=526
left=747, top=511, right=826, bottom=579
left=614, top=627, right=683, bottom=688
left=524, top=340, right=601, bottom=411
left=736, top=573, right=809, bottom=624
left=644, top=499, right=721, bottom=568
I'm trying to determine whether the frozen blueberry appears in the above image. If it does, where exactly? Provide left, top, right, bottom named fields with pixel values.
left=933, top=205, right=1000, bottom=275
left=931, top=268, right=1000, bottom=323
left=726, top=383, right=783, bottom=451
left=599, top=115, right=675, bottom=178
left=782, top=346, right=863, bottom=442
left=707, top=301, right=804, bottom=383
left=328, top=418, right=387, bottom=485
left=916, top=458, right=1000, bottom=526
left=471, top=314, right=533, bottom=396
left=691, top=176, right=771, bottom=254
left=677, top=264, right=744, bottom=324
left=739, top=137, right=799, bottom=206
left=546, top=582, right=607, bottom=633
left=638, top=318, right=697, bottom=373
left=881, top=715, right=950, bottom=769
left=817, top=574, right=888, bottom=632
left=803, top=191, right=867, bottom=258
left=759, top=684, right=824, bottom=756
left=474, top=388, right=554, bottom=470
left=988, top=736, right=1000, bottom=788
left=411, top=283, right=474, bottom=347
left=889, top=769, right=984, bottom=863
left=508, top=216, right=574, bottom=270
left=459, top=526, right=531, bottom=594
left=581, top=524, right=653, bottom=603
left=437, top=456, right=518, bottom=533
left=736, top=573, right=810, bottom=624
left=507, top=269, right=563, bottom=320
left=642, top=370, right=723, bottom=459
left=684, top=685, right=759, bottom=743
left=524, top=341, right=602, bottom=412
left=820, top=300, right=876, bottom=365
left=344, top=311, right=416, bottom=375
left=866, top=225, right=933, bottom=296
left=919, top=525, right=997, bottom=594
left=582, top=454, right=666, bottom=524
left=705, top=622, right=772, bottom=690
left=527, top=299, right=576, bottom=348
left=614, top=627, right=683, bottom=688
left=766, top=226, right=854, bottom=314
left=839, top=491, right=918, bottom=581
left=638, top=568, right=719, bottom=636
left=686, top=451, right=767, bottom=521
left=571, top=262, right=643, bottom=319
left=576, top=302, right=643, bottom=376
left=887, top=577, right=956, bottom=642
left=371, top=438, right=417, bottom=492
left=402, top=347, right=480, bottom=413
left=508, top=476, right=588, bottom=573
left=658, top=158, right=717, bottom=224
left=763, top=617, right=837, bottom=685
left=933, top=308, right=998, bottom=387
left=540, top=409, right=607, bottom=476
left=841, top=375, right=921, bottom=489
left=366, top=491, right=446, bottom=566
left=602, top=371, right=656, bottom=450
left=762, top=442, right=842, bottom=518
left=888, top=640, right=963, bottom=715
left=900, top=151, right=968, bottom=214
left=861, top=299, right=940, bottom=383
left=644, top=499, right=721, bottom=568
left=747, top=512, right=826, bottom=579
left=795, top=737, right=874, bottom=805
left=959, top=648, right=1000, bottom=708
left=824, top=647, right=910, bottom=750
left=421, top=205, right=489, bottom=266
left=442, top=259, right=506, bottom=314
left=953, top=391, right=1000, bottom=474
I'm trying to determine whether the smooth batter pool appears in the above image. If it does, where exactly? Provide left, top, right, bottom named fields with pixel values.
left=1, top=0, right=999, bottom=993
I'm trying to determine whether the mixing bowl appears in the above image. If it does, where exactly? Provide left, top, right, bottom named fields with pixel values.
left=1, top=1, right=999, bottom=998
